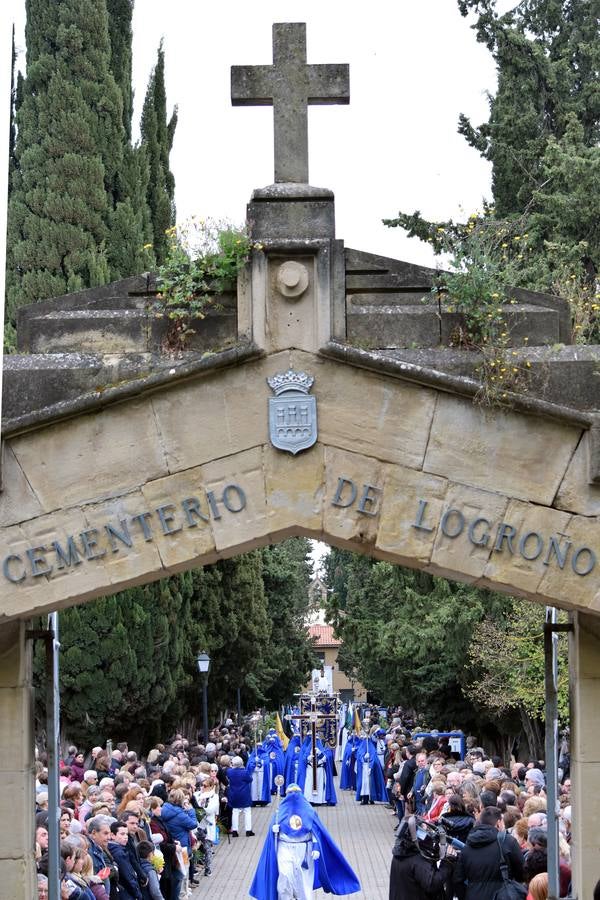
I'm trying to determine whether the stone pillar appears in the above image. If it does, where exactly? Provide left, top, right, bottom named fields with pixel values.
left=238, top=184, right=346, bottom=352
left=0, top=620, right=36, bottom=897
left=570, top=612, right=600, bottom=898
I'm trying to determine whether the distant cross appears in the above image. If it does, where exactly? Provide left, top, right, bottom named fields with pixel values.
left=288, top=694, right=338, bottom=796
left=231, top=23, right=350, bottom=184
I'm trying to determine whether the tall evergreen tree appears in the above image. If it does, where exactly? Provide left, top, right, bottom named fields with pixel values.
left=6, top=0, right=121, bottom=321
left=105, top=0, right=134, bottom=140
left=385, top=0, right=600, bottom=308
left=141, top=41, right=177, bottom=265
left=260, top=540, right=318, bottom=707
left=323, top=549, right=511, bottom=733
left=104, top=0, right=155, bottom=279
left=6, top=0, right=157, bottom=323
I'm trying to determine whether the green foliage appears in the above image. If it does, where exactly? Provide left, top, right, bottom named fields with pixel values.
left=457, top=0, right=600, bottom=217
left=6, top=0, right=168, bottom=317
left=323, top=549, right=509, bottom=729
left=35, top=579, right=197, bottom=748
left=140, top=42, right=177, bottom=266
left=156, top=218, right=254, bottom=348
left=324, top=548, right=565, bottom=754
left=259, top=539, right=319, bottom=707
left=384, top=0, right=600, bottom=351
left=38, top=541, right=315, bottom=749
left=106, top=0, right=134, bottom=139
left=7, top=0, right=124, bottom=319
left=465, top=599, right=570, bottom=724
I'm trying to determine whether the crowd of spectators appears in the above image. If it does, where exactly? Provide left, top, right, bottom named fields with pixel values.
left=34, top=720, right=260, bottom=899
left=33, top=707, right=578, bottom=900
left=380, top=711, right=573, bottom=900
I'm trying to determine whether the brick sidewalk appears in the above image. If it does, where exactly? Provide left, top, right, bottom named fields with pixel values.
left=190, top=784, right=394, bottom=899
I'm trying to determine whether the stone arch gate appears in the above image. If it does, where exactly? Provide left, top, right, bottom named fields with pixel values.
left=3, top=23, right=600, bottom=899
left=3, top=241, right=600, bottom=897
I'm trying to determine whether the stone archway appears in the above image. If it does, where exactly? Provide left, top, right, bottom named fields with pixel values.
left=3, top=20, right=600, bottom=897
left=2, top=340, right=600, bottom=896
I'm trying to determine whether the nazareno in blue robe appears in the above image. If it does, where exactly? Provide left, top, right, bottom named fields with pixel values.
left=355, top=736, right=388, bottom=802
left=283, top=734, right=303, bottom=790
left=249, top=787, right=360, bottom=900
left=296, top=735, right=337, bottom=806
left=263, top=735, right=286, bottom=794
left=247, top=747, right=271, bottom=804
left=339, top=735, right=358, bottom=791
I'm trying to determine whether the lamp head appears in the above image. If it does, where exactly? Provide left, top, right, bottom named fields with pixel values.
left=196, top=652, right=211, bottom=675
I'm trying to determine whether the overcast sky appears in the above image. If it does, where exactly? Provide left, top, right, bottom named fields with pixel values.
left=10, top=0, right=513, bottom=268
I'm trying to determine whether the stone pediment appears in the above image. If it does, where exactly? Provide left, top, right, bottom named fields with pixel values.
left=4, top=245, right=597, bottom=436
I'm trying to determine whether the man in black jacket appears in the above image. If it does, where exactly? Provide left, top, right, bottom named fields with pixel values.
left=398, top=744, right=418, bottom=819
left=389, top=816, right=455, bottom=900
left=108, top=822, right=143, bottom=900
left=453, top=806, right=524, bottom=900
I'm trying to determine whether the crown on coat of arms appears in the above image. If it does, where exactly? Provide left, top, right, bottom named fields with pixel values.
left=267, top=370, right=314, bottom=395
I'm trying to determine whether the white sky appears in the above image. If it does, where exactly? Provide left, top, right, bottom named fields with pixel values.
left=9, top=0, right=512, bottom=268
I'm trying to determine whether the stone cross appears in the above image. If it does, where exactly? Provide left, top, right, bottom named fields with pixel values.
left=231, top=23, right=349, bottom=184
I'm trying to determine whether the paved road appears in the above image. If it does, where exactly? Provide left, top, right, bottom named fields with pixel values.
left=190, top=784, right=395, bottom=899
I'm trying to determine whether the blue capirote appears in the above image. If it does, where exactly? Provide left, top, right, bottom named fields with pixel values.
left=249, top=786, right=360, bottom=899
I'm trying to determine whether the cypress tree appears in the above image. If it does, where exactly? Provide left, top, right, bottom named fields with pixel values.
left=457, top=0, right=600, bottom=217
left=105, top=0, right=134, bottom=140
left=104, top=0, right=155, bottom=279
left=141, top=41, right=177, bottom=265
left=6, top=0, right=122, bottom=321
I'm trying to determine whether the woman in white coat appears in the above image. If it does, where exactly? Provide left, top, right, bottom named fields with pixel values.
left=195, top=774, right=220, bottom=877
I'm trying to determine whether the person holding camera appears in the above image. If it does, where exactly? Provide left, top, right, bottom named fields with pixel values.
left=389, top=815, right=455, bottom=900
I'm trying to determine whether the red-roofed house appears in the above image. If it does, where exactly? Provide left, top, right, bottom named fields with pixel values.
left=305, top=623, right=367, bottom=702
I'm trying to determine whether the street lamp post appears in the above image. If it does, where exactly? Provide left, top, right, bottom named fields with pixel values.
left=196, top=652, right=211, bottom=744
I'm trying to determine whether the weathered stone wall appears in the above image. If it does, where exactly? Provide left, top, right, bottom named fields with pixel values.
left=1, top=349, right=598, bottom=625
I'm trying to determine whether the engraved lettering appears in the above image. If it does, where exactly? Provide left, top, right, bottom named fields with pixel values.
left=79, top=529, right=106, bottom=561
left=221, top=484, right=247, bottom=513
left=181, top=497, right=210, bottom=527
left=440, top=508, right=465, bottom=539
left=494, top=523, right=517, bottom=554
left=357, top=483, right=381, bottom=517
left=156, top=504, right=182, bottom=536
left=26, top=546, right=52, bottom=577
left=104, top=521, right=133, bottom=553
left=131, top=512, right=154, bottom=542
left=572, top=546, right=596, bottom=576
left=331, top=477, right=357, bottom=509
left=518, top=531, right=544, bottom=561
left=53, top=537, right=83, bottom=569
left=543, top=535, right=571, bottom=569
left=3, top=554, right=26, bottom=583
left=412, top=499, right=434, bottom=533
left=468, top=517, right=490, bottom=547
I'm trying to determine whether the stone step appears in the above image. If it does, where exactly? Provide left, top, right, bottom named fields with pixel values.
left=21, top=304, right=237, bottom=355
left=347, top=291, right=430, bottom=306
left=346, top=302, right=562, bottom=349
left=2, top=352, right=156, bottom=420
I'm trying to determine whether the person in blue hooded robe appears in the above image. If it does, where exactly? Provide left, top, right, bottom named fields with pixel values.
left=283, top=734, right=303, bottom=790
left=263, top=734, right=286, bottom=795
left=355, top=735, right=388, bottom=804
left=248, top=745, right=271, bottom=805
left=339, top=735, right=358, bottom=791
left=296, top=736, right=337, bottom=806
left=249, top=784, right=360, bottom=900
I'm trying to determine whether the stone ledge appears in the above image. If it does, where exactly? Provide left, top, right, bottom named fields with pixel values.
left=319, top=341, right=593, bottom=429
left=2, top=343, right=266, bottom=438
